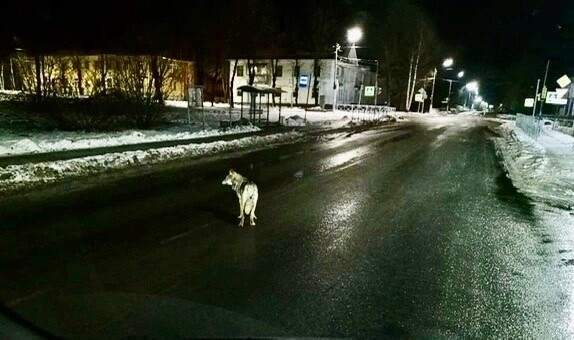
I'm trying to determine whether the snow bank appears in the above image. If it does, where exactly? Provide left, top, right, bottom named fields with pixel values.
left=0, top=131, right=303, bottom=193
left=0, top=125, right=260, bottom=157
left=494, top=121, right=574, bottom=206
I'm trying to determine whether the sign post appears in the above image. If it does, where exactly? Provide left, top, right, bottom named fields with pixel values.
left=188, top=86, right=205, bottom=131
left=364, top=86, right=375, bottom=97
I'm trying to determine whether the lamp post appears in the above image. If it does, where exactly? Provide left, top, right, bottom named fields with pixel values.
left=332, top=43, right=341, bottom=113
left=464, top=81, right=479, bottom=109
left=333, top=27, right=363, bottom=113
left=429, top=58, right=454, bottom=113
left=445, top=70, right=464, bottom=112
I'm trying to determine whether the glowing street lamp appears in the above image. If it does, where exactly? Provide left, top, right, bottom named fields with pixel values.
left=334, top=26, right=364, bottom=112
left=466, top=81, right=479, bottom=93
left=430, top=58, right=455, bottom=112
left=458, top=71, right=465, bottom=78
left=346, top=26, right=363, bottom=44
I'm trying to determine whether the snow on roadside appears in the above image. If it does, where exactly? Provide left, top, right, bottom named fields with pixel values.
left=0, top=131, right=303, bottom=193
left=0, top=125, right=260, bottom=157
left=494, top=120, right=574, bottom=207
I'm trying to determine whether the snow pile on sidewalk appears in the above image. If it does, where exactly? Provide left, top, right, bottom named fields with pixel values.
left=0, top=125, right=260, bottom=157
left=495, top=121, right=574, bottom=206
left=0, top=131, right=303, bottom=193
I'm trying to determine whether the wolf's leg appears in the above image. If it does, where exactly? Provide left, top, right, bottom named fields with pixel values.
left=238, top=197, right=244, bottom=219
left=251, top=195, right=258, bottom=220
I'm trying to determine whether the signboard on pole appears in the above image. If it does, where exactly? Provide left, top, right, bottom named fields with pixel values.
left=415, top=93, right=424, bottom=102
left=418, top=88, right=428, bottom=98
left=524, top=98, right=535, bottom=107
left=364, top=86, right=375, bottom=97
left=557, top=75, right=572, bottom=88
left=546, top=91, right=568, bottom=105
left=556, top=88, right=568, bottom=98
left=299, top=75, right=309, bottom=88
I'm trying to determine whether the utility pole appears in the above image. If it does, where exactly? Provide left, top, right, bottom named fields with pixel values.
left=532, top=78, right=540, bottom=116
left=539, top=60, right=550, bottom=116
left=429, top=68, right=437, bottom=113
left=333, top=43, right=340, bottom=113
left=374, top=59, right=379, bottom=106
left=446, top=79, right=453, bottom=112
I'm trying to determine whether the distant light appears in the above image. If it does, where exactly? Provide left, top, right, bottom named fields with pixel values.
left=443, top=58, right=454, bottom=68
left=347, top=27, right=363, bottom=44
left=466, top=81, right=479, bottom=93
left=458, top=71, right=465, bottom=78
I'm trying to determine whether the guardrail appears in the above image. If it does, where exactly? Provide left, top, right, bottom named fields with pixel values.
left=516, top=114, right=541, bottom=139
left=335, top=104, right=396, bottom=114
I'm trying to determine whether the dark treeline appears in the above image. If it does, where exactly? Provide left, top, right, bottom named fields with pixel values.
left=0, top=0, right=446, bottom=110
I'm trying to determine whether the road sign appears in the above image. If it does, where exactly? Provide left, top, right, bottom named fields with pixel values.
left=418, top=88, right=428, bottom=99
left=364, top=86, right=375, bottom=97
left=557, top=75, right=571, bottom=88
left=299, top=75, right=309, bottom=88
left=556, top=88, right=568, bottom=98
left=546, top=91, right=568, bottom=105
left=415, top=93, right=424, bottom=102
left=524, top=98, right=535, bottom=107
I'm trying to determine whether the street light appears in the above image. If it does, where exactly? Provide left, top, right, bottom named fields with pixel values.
left=445, top=70, right=464, bottom=112
left=346, top=27, right=363, bottom=45
left=334, top=26, right=363, bottom=112
left=465, top=81, right=479, bottom=93
left=464, top=81, right=479, bottom=109
left=430, top=58, right=455, bottom=112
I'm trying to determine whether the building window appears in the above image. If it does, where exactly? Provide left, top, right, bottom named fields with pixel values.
left=275, top=65, right=283, bottom=77
left=254, top=63, right=270, bottom=84
left=237, top=65, right=244, bottom=77
left=254, top=64, right=268, bottom=75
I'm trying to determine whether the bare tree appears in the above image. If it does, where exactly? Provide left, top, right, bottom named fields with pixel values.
left=34, top=55, right=42, bottom=101
left=247, top=59, right=256, bottom=85
left=72, top=56, right=84, bottom=96
left=229, top=59, right=239, bottom=107
left=375, top=0, right=441, bottom=110
left=150, top=55, right=163, bottom=104
left=270, top=58, right=279, bottom=105
left=0, top=61, right=4, bottom=90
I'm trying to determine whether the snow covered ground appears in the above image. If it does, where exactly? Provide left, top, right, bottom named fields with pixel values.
left=168, top=100, right=400, bottom=129
left=0, top=125, right=260, bottom=157
left=0, top=131, right=303, bottom=193
left=495, top=120, right=574, bottom=207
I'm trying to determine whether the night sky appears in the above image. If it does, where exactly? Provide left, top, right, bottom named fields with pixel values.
left=1, top=0, right=573, bottom=105
left=419, top=0, right=574, bottom=102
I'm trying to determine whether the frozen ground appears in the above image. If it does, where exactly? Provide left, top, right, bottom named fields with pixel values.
left=0, top=131, right=303, bottom=193
left=495, top=120, right=574, bottom=207
left=0, top=125, right=260, bottom=157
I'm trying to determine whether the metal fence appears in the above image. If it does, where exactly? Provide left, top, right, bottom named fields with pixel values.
left=516, top=114, right=541, bottom=139
left=335, top=104, right=396, bottom=114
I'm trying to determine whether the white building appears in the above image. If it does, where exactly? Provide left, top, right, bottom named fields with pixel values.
left=229, top=58, right=377, bottom=108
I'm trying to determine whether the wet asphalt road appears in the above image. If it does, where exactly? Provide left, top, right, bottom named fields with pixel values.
left=0, top=116, right=570, bottom=338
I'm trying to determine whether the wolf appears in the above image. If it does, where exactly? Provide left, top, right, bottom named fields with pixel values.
left=222, top=169, right=259, bottom=227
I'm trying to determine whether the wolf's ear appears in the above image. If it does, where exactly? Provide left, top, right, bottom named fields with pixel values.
left=229, top=169, right=235, bottom=174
